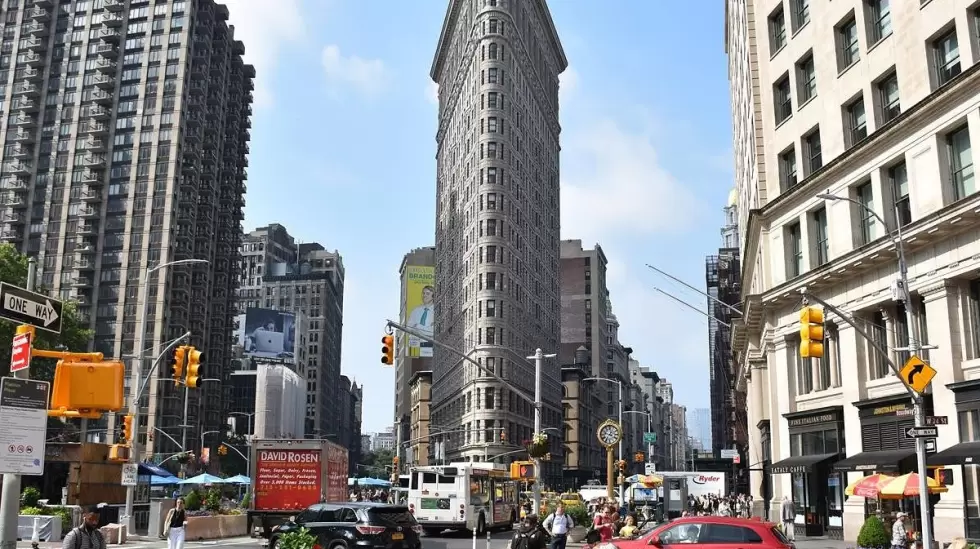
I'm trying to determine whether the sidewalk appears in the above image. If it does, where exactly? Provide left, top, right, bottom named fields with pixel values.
left=15, top=535, right=256, bottom=549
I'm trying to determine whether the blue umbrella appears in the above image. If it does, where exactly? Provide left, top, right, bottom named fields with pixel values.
left=140, top=463, right=174, bottom=477
left=150, top=475, right=180, bottom=485
left=350, top=477, right=391, bottom=487
left=220, top=474, right=250, bottom=485
left=179, top=473, right=225, bottom=485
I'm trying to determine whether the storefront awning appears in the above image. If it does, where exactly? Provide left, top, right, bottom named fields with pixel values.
left=833, top=449, right=915, bottom=472
left=927, top=441, right=980, bottom=466
left=770, top=453, right=839, bottom=474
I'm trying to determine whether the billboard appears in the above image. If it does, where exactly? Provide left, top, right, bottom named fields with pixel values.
left=404, top=265, right=434, bottom=357
left=236, top=307, right=296, bottom=360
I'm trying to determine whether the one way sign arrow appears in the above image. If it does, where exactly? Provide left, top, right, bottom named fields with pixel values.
left=0, top=282, right=63, bottom=333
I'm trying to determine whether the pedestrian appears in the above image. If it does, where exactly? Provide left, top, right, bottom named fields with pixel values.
left=63, top=505, right=106, bottom=549
left=542, top=503, right=574, bottom=549
left=891, top=512, right=908, bottom=549
left=780, top=496, right=796, bottom=541
left=164, top=497, right=188, bottom=549
left=510, top=515, right=548, bottom=549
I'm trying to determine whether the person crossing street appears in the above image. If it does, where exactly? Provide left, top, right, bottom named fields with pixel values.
left=542, top=503, right=575, bottom=549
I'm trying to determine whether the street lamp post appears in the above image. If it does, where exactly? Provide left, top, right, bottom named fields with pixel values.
left=584, top=377, right=624, bottom=499
left=229, top=411, right=258, bottom=441
left=527, top=348, right=557, bottom=517
left=124, top=258, right=208, bottom=532
left=818, top=193, right=933, bottom=549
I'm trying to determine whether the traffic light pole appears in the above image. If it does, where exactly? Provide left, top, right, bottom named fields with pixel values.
left=0, top=258, right=36, bottom=549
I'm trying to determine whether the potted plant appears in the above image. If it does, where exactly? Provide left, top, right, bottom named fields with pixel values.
left=527, top=433, right=549, bottom=458
left=856, top=515, right=890, bottom=549
left=278, top=528, right=316, bottom=549
left=176, top=451, right=195, bottom=465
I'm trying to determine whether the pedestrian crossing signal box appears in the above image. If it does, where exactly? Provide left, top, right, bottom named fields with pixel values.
left=930, top=466, right=953, bottom=486
left=510, top=461, right=535, bottom=480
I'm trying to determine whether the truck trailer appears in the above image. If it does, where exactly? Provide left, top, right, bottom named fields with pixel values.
left=248, top=438, right=349, bottom=538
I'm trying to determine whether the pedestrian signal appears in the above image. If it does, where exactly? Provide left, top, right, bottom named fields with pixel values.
left=218, top=445, right=228, bottom=456
left=634, top=452, right=644, bottom=463
left=173, top=346, right=187, bottom=383
left=123, top=414, right=133, bottom=444
left=510, top=461, right=535, bottom=480
left=381, top=335, right=394, bottom=365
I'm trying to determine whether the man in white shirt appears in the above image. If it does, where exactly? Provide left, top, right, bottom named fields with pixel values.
left=542, top=503, right=574, bottom=549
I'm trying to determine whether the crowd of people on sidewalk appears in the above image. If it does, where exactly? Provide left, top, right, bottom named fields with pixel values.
left=685, top=493, right=753, bottom=518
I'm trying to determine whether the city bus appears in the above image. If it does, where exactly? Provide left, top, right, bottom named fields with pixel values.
left=407, top=463, right=519, bottom=535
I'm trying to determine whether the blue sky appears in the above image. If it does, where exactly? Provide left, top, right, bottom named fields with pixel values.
left=223, top=0, right=734, bottom=433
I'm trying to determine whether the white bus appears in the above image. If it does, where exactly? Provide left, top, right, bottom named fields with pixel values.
left=407, top=463, right=519, bottom=535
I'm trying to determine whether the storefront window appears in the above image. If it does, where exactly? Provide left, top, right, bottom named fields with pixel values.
left=791, top=429, right=838, bottom=456
left=792, top=472, right=808, bottom=511
left=828, top=472, right=844, bottom=527
left=958, top=409, right=980, bottom=538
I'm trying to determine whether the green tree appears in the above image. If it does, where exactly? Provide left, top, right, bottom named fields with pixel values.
left=0, top=244, right=94, bottom=381
left=359, top=448, right=394, bottom=477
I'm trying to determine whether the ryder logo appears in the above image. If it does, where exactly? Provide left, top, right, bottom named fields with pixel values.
left=692, top=475, right=722, bottom=484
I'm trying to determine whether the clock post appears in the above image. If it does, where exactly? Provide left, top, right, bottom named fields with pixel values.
left=597, top=419, right=623, bottom=502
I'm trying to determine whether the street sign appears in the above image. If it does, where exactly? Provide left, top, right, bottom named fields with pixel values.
left=899, top=355, right=936, bottom=394
left=9, top=331, right=31, bottom=373
left=644, top=463, right=656, bottom=475
left=0, top=377, right=49, bottom=475
left=0, top=282, right=62, bottom=333
left=643, top=432, right=657, bottom=444
left=904, top=426, right=939, bottom=439
left=926, top=416, right=949, bottom=426
left=121, top=463, right=138, bottom=486
left=733, top=455, right=741, bottom=464
left=721, top=449, right=738, bottom=459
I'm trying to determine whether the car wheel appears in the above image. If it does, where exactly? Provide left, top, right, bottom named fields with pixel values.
left=269, top=537, right=278, bottom=549
left=328, top=541, right=348, bottom=549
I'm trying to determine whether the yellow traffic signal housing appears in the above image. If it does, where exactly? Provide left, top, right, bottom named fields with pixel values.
left=381, top=335, right=394, bottom=365
left=510, top=461, right=535, bottom=480
left=392, top=456, right=400, bottom=466
left=932, top=466, right=953, bottom=486
left=51, top=360, right=125, bottom=412
left=185, top=347, right=203, bottom=388
left=617, top=460, right=626, bottom=472
left=173, top=346, right=187, bottom=383
left=634, top=452, right=644, bottom=463
left=122, top=414, right=133, bottom=444
left=218, top=444, right=228, bottom=456
left=799, top=306, right=825, bottom=359
left=108, top=444, right=130, bottom=462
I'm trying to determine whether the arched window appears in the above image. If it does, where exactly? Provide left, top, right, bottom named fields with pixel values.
left=488, top=42, right=498, bottom=60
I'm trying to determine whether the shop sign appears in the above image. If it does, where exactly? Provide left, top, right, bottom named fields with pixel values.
left=787, top=413, right=838, bottom=428
left=771, top=464, right=810, bottom=474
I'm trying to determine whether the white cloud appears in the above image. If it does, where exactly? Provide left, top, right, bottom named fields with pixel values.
left=221, top=0, right=305, bottom=109
left=560, top=119, right=701, bottom=242
left=321, top=45, right=387, bottom=97
left=426, top=81, right=440, bottom=105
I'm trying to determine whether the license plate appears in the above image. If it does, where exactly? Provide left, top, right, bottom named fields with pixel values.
left=392, top=533, right=404, bottom=540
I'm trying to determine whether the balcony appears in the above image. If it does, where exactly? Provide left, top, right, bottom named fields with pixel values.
left=26, top=7, right=49, bottom=22
left=76, top=224, right=98, bottom=237
left=1, top=176, right=28, bottom=190
left=12, top=82, right=40, bottom=97
left=7, top=144, right=31, bottom=159
left=103, top=0, right=123, bottom=9
left=85, top=106, right=110, bottom=120
left=82, top=138, right=106, bottom=152
left=98, top=27, right=120, bottom=42
left=188, top=81, right=206, bottom=96
left=91, top=74, right=114, bottom=89
left=78, top=121, right=108, bottom=135
left=12, top=98, right=38, bottom=113
left=83, top=154, right=106, bottom=168
left=3, top=195, right=26, bottom=208
left=7, top=162, right=31, bottom=175
left=79, top=206, right=100, bottom=219
left=74, top=243, right=96, bottom=256
left=70, top=276, right=93, bottom=288
left=101, top=12, right=123, bottom=26
left=27, top=0, right=52, bottom=7
left=19, top=67, right=42, bottom=82
left=0, top=229, right=20, bottom=242
left=89, top=89, right=113, bottom=105
left=81, top=169, right=103, bottom=183
left=22, top=22, right=48, bottom=37
left=94, top=58, right=116, bottom=74
left=3, top=212, right=26, bottom=226
left=20, top=37, right=45, bottom=53
left=96, top=42, right=118, bottom=58
left=81, top=188, right=101, bottom=202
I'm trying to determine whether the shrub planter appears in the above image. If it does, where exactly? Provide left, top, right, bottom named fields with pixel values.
left=568, top=526, right=589, bottom=543
left=856, top=515, right=890, bottom=549
left=185, top=514, right=247, bottom=540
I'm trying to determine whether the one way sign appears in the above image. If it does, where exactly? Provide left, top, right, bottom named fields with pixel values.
left=0, top=282, right=62, bottom=333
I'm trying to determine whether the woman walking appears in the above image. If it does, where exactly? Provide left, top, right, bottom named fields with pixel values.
left=164, top=498, right=188, bottom=549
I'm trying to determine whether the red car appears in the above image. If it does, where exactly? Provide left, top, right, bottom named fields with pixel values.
left=610, top=516, right=794, bottom=549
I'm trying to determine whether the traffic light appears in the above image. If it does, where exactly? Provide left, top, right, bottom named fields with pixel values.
left=108, top=444, right=130, bottom=462
left=185, top=347, right=203, bottom=388
left=634, top=452, right=644, bottom=463
left=392, top=456, right=400, bottom=468
left=510, top=461, right=535, bottom=480
left=617, top=460, right=626, bottom=472
left=122, top=414, right=133, bottom=445
left=381, top=335, right=394, bottom=365
left=218, top=444, right=228, bottom=456
left=799, top=306, right=825, bottom=359
left=173, top=346, right=187, bottom=383
left=500, top=430, right=507, bottom=443
left=932, top=466, right=953, bottom=486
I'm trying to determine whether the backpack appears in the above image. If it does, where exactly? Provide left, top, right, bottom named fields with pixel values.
left=71, top=526, right=104, bottom=549
left=512, top=530, right=534, bottom=549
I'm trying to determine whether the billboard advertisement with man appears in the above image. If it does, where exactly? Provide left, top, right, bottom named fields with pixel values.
left=236, top=307, right=296, bottom=361
left=404, top=266, right=434, bottom=357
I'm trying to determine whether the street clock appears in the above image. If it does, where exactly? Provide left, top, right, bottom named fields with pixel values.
left=597, top=419, right=623, bottom=448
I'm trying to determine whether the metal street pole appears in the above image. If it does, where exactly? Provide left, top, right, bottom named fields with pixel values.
left=526, top=348, right=556, bottom=517
left=584, top=377, right=624, bottom=499
left=0, top=258, right=36, bottom=549
left=818, top=194, right=932, bottom=549
left=124, top=259, right=207, bottom=532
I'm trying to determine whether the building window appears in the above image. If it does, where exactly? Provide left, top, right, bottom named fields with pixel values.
left=812, top=207, right=829, bottom=267
left=837, top=16, right=860, bottom=71
left=890, top=162, right=911, bottom=227
left=867, top=0, right=892, bottom=45
left=804, top=129, right=822, bottom=175
left=769, top=5, right=786, bottom=55
left=845, top=96, right=868, bottom=147
left=968, top=279, right=980, bottom=359
left=796, top=53, right=816, bottom=104
left=933, top=28, right=961, bottom=87
left=791, top=0, right=810, bottom=33
left=948, top=125, right=975, bottom=200
left=779, top=147, right=797, bottom=192
left=856, top=181, right=876, bottom=245
left=957, top=408, right=980, bottom=539
left=868, top=310, right=888, bottom=379
left=774, top=73, right=792, bottom=124
left=786, top=221, right=803, bottom=278
left=877, top=72, right=900, bottom=123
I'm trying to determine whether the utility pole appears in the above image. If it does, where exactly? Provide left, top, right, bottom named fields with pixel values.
left=527, top=348, right=549, bottom=516
left=0, top=258, right=36, bottom=549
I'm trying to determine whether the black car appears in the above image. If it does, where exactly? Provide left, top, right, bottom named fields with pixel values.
left=270, top=503, right=423, bottom=549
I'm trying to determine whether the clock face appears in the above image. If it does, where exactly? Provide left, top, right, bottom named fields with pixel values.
left=599, top=424, right=621, bottom=446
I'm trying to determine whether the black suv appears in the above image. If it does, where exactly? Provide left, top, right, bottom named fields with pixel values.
left=270, top=503, right=422, bottom=549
